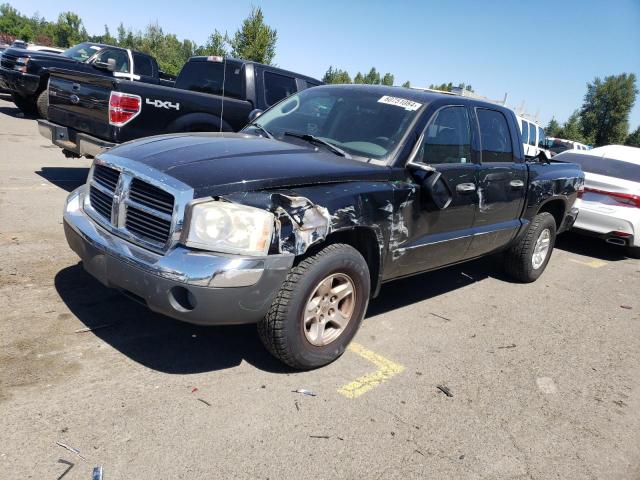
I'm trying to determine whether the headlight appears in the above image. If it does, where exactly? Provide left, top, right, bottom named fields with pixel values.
left=14, top=57, right=29, bottom=72
left=184, top=200, right=274, bottom=256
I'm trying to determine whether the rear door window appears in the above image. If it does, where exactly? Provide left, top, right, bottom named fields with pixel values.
left=477, top=109, right=513, bottom=163
left=537, top=126, right=546, bottom=148
left=133, top=53, right=153, bottom=77
left=176, top=61, right=244, bottom=100
left=264, top=71, right=297, bottom=106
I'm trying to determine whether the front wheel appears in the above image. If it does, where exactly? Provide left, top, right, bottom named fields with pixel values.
left=36, top=89, right=48, bottom=118
left=258, top=243, right=370, bottom=369
left=504, top=212, right=557, bottom=282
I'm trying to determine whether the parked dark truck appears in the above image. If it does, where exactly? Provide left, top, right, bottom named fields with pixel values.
left=38, top=56, right=321, bottom=158
left=0, top=42, right=173, bottom=118
left=62, top=85, right=584, bottom=369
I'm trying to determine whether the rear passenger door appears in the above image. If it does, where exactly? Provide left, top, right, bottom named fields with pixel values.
left=133, top=52, right=156, bottom=83
left=466, top=108, right=526, bottom=257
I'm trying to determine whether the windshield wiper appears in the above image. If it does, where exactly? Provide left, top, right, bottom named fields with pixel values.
left=247, top=122, right=274, bottom=139
left=284, top=131, right=351, bottom=159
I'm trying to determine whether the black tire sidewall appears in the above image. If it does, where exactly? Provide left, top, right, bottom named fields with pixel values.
left=283, top=248, right=370, bottom=368
left=36, top=90, right=48, bottom=118
left=524, top=214, right=557, bottom=281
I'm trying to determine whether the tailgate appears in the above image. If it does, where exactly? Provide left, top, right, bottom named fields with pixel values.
left=48, top=68, right=116, bottom=142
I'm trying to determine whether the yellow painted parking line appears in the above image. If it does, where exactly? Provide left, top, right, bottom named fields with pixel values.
left=568, top=258, right=608, bottom=268
left=337, top=342, right=405, bottom=399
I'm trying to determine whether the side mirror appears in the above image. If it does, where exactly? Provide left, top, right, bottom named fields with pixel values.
left=248, top=109, right=263, bottom=123
left=93, top=58, right=116, bottom=72
left=407, top=163, right=452, bottom=210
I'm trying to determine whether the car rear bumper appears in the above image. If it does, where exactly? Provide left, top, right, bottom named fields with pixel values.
left=0, top=66, right=40, bottom=95
left=573, top=199, right=639, bottom=247
left=38, top=119, right=115, bottom=158
left=64, top=186, right=294, bottom=325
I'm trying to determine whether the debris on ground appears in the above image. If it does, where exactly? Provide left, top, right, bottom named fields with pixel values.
left=191, top=387, right=199, bottom=393
left=461, top=272, right=474, bottom=281
left=197, top=398, right=211, bottom=406
left=498, top=343, right=517, bottom=349
left=294, top=400, right=300, bottom=411
left=620, top=305, right=632, bottom=310
left=436, top=385, right=453, bottom=397
left=414, top=449, right=425, bottom=456
left=429, top=312, right=452, bottom=322
left=55, top=441, right=87, bottom=461
left=92, top=466, right=103, bottom=480
left=292, top=389, right=316, bottom=397
left=74, top=324, right=114, bottom=334
left=309, top=435, right=330, bottom=439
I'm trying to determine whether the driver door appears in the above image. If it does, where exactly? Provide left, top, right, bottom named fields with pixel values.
left=393, top=105, right=479, bottom=276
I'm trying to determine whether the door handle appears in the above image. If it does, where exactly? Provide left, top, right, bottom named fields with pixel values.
left=456, top=183, right=476, bottom=193
left=510, top=179, right=525, bottom=188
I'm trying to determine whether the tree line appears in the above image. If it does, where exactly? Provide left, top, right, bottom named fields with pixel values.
left=545, top=73, right=638, bottom=147
left=0, top=3, right=277, bottom=75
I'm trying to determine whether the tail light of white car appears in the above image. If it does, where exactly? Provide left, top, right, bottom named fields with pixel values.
left=584, top=187, right=640, bottom=208
left=109, top=92, right=142, bottom=127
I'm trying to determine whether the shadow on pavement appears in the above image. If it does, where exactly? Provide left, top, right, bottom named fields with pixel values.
left=555, top=231, right=629, bottom=261
left=55, top=264, right=292, bottom=374
left=55, top=253, right=507, bottom=374
left=0, top=94, right=36, bottom=119
left=36, top=167, right=89, bottom=192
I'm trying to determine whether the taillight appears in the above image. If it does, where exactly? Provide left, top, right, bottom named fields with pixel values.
left=584, top=187, right=640, bottom=208
left=109, top=92, right=141, bottom=127
left=577, top=183, right=585, bottom=198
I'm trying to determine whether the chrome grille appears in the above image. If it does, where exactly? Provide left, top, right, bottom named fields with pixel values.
left=89, top=186, right=113, bottom=220
left=129, top=178, right=174, bottom=215
left=125, top=205, right=172, bottom=244
left=85, top=158, right=191, bottom=253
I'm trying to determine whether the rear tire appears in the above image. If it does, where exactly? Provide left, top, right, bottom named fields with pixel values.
left=627, top=246, right=640, bottom=259
left=258, top=243, right=370, bottom=370
left=504, top=212, right=556, bottom=282
left=36, top=89, right=48, bottom=118
left=10, top=92, right=37, bottom=114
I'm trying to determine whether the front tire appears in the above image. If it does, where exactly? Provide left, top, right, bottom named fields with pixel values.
left=36, top=89, right=48, bottom=118
left=258, top=243, right=370, bottom=370
left=504, top=212, right=556, bottom=282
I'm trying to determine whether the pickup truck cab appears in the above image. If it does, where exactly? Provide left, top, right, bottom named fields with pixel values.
left=62, top=85, right=583, bottom=369
left=0, top=42, right=172, bottom=117
left=38, top=56, right=321, bottom=158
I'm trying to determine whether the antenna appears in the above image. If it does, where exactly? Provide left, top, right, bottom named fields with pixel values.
left=219, top=57, right=226, bottom=133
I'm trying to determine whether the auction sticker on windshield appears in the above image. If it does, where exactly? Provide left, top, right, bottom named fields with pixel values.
left=377, top=96, right=422, bottom=111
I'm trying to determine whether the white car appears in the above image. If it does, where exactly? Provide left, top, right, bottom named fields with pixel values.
left=554, top=145, right=640, bottom=258
left=517, top=115, right=552, bottom=161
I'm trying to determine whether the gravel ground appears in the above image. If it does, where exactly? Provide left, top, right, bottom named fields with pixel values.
left=1, top=94, right=639, bottom=479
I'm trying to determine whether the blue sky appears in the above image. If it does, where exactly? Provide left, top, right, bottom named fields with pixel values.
left=13, top=0, right=640, bottom=129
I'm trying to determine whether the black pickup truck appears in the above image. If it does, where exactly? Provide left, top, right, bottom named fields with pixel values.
left=62, top=85, right=583, bottom=369
left=38, top=56, right=321, bottom=158
left=0, top=42, right=173, bottom=117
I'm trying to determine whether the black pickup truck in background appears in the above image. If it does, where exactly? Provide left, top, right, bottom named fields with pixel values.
left=61, top=85, right=584, bottom=369
left=37, top=56, right=322, bottom=158
left=0, top=42, right=173, bottom=118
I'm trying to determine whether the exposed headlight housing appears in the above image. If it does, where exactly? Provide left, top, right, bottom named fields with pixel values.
left=184, top=200, right=274, bottom=256
left=14, top=57, right=29, bottom=73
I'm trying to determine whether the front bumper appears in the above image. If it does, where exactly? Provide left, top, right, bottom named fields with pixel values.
left=38, top=119, right=115, bottom=158
left=0, top=66, right=40, bottom=95
left=64, top=186, right=294, bottom=325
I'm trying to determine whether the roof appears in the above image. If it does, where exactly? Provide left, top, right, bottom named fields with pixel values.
left=578, top=145, right=640, bottom=164
left=188, top=56, right=322, bottom=83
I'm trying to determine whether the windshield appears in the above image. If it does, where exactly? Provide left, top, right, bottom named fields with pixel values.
left=62, top=43, right=102, bottom=62
left=245, top=87, right=424, bottom=161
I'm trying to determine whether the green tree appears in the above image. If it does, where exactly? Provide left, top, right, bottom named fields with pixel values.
left=363, top=67, right=381, bottom=84
left=625, top=126, right=640, bottom=147
left=353, top=72, right=364, bottom=84
left=196, top=29, right=229, bottom=57
left=322, top=66, right=351, bottom=84
left=546, top=117, right=561, bottom=137
left=52, top=11, right=87, bottom=47
left=580, top=73, right=637, bottom=146
left=230, top=7, right=277, bottom=64
left=556, top=111, right=589, bottom=143
left=381, top=72, right=394, bottom=86
left=402, top=80, right=411, bottom=88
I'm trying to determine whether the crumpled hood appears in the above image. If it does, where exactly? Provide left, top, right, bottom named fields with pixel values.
left=105, top=132, right=400, bottom=197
